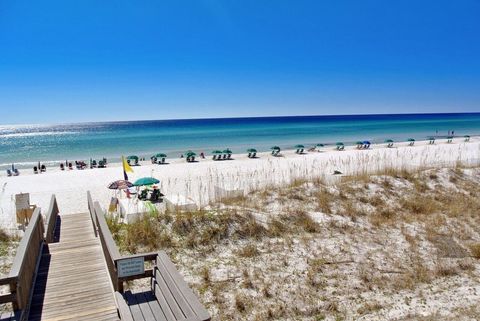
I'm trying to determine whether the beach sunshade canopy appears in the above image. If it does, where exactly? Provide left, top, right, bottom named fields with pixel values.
left=186, top=151, right=196, bottom=157
left=407, top=138, right=415, bottom=142
left=294, top=144, right=305, bottom=149
left=223, top=149, right=232, bottom=154
left=363, top=141, right=371, bottom=145
left=212, top=150, right=223, bottom=155
left=464, top=135, right=470, bottom=138
left=127, top=155, right=139, bottom=161
left=151, top=153, right=167, bottom=159
left=385, top=139, right=394, bottom=143
left=336, top=142, right=344, bottom=146
left=247, top=148, right=257, bottom=153
left=316, top=144, right=324, bottom=147
left=271, top=146, right=281, bottom=150
left=108, top=180, right=133, bottom=190
left=133, top=177, right=160, bottom=186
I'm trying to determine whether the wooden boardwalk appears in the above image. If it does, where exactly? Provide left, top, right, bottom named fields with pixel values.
left=28, top=213, right=119, bottom=321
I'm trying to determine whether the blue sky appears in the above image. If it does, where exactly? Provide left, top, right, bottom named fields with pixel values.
left=0, top=0, right=479, bottom=124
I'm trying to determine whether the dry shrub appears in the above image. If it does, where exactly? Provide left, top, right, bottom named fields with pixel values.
left=0, top=229, right=10, bottom=243
left=357, top=301, right=383, bottom=315
left=369, top=195, right=385, bottom=207
left=401, top=195, right=437, bottom=215
left=283, top=210, right=320, bottom=233
left=370, top=207, right=397, bottom=227
left=235, top=293, right=250, bottom=313
left=315, top=188, right=333, bottom=213
left=470, top=243, right=480, bottom=259
left=435, top=262, right=459, bottom=277
left=235, top=214, right=267, bottom=239
left=238, top=244, right=259, bottom=258
left=200, top=266, right=210, bottom=284
left=124, top=216, right=160, bottom=253
left=268, top=218, right=288, bottom=237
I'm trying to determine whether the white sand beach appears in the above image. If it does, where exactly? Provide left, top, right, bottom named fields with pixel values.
left=1, top=138, right=479, bottom=230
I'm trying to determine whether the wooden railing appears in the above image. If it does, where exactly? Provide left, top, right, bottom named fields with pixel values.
left=90, top=195, right=159, bottom=293
left=87, top=191, right=97, bottom=237
left=44, top=195, right=59, bottom=243
left=0, top=208, right=45, bottom=315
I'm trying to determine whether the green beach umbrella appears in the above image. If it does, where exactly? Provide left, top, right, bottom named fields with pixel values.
left=447, top=136, right=453, bottom=139
left=247, top=148, right=257, bottom=153
left=385, top=139, right=394, bottom=143
left=133, top=177, right=160, bottom=186
left=316, top=143, right=324, bottom=147
left=212, top=150, right=223, bottom=155
left=223, top=149, right=233, bottom=154
left=464, top=135, right=470, bottom=138
left=407, top=138, right=415, bottom=142
left=336, top=142, right=344, bottom=146
left=271, top=146, right=281, bottom=151
left=186, top=150, right=196, bottom=157
left=355, top=141, right=363, bottom=145
left=151, top=153, right=167, bottom=158
left=294, top=144, right=304, bottom=149
left=428, top=137, right=435, bottom=141
left=127, top=155, right=139, bottom=161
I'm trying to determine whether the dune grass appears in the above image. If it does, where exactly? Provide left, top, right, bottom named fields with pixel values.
left=107, top=166, right=480, bottom=320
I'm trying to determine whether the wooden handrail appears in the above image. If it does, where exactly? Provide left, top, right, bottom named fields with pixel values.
left=87, top=191, right=97, bottom=237
left=44, top=195, right=59, bottom=243
left=89, top=192, right=160, bottom=293
left=0, top=207, right=45, bottom=313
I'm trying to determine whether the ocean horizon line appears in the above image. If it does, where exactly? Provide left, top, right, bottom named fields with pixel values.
left=1, top=111, right=479, bottom=127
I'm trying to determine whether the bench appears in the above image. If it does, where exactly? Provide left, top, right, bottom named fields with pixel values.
left=115, top=251, right=210, bottom=321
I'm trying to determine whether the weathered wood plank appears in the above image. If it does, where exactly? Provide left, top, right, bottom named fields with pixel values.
left=124, top=291, right=145, bottom=321
left=157, top=252, right=210, bottom=320
left=44, top=195, right=59, bottom=243
left=28, top=211, right=119, bottom=321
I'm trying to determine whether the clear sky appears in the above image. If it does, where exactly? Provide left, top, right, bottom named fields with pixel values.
left=0, top=0, right=479, bottom=124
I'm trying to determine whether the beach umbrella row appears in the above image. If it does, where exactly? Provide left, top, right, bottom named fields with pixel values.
left=212, top=149, right=232, bottom=160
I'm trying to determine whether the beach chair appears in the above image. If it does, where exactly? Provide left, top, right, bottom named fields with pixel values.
left=33, top=166, right=38, bottom=174
left=252, top=152, right=256, bottom=157
left=60, top=163, right=65, bottom=170
left=138, top=189, right=148, bottom=200
left=92, top=160, right=98, bottom=167
left=13, top=168, right=19, bottom=176
left=40, top=164, right=46, bottom=172
left=228, top=153, right=232, bottom=159
left=68, top=162, right=73, bottom=170
left=150, top=189, right=160, bottom=202
left=6, top=169, right=12, bottom=177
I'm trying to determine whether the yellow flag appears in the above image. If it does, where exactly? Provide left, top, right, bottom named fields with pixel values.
left=122, top=156, right=134, bottom=173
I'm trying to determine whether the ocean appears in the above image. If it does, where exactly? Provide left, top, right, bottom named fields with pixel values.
left=1, top=113, right=479, bottom=170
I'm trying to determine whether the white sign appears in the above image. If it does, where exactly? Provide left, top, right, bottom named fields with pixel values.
left=15, top=193, right=30, bottom=210
left=117, top=257, right=145, bottom=278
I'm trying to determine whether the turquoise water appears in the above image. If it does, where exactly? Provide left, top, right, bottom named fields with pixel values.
left=1, top=113, right=479, bottom=170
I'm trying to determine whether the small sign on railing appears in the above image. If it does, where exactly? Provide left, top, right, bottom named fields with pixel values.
left=117, top=257, right=145, bottom=278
